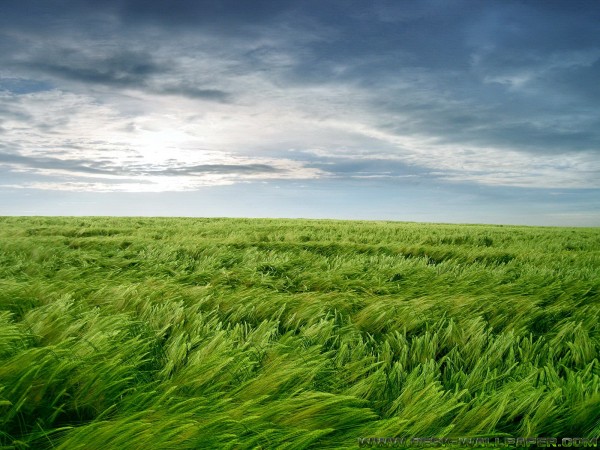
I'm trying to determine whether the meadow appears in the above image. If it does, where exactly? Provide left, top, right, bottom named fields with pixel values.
left=0, top=216, right=598, bottom=449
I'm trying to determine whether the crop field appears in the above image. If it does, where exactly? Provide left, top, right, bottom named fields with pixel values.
left=0, top=216, right=598, bottom=449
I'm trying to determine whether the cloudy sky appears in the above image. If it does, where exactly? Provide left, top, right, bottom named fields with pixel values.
left=1, top=0, right=599, bottom=225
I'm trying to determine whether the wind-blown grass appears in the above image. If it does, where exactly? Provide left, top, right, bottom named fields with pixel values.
left=0, top=217, right=598, bottom=448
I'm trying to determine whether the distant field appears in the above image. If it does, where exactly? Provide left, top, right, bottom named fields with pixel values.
left=0, top=217, right=598, bottom=449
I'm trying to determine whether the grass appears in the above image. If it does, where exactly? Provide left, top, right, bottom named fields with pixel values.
left=0, top=216, right=598, bottom=449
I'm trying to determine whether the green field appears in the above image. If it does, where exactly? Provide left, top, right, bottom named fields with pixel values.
left=0, top=217, right=598, bottom=449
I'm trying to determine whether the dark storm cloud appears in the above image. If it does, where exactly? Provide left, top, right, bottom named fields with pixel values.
left=0, top=152, right=117, bottom=175
left=23, top=50, right=162, bottom=87
left=158, top=86, right=231, bottom=102
left=159, top=163, right=281, bottom=176
left=0, top=1, right=235, bottom=99
left=0, top=152, right=281, bottom=177
left=6, top=45, right=233, bottom=101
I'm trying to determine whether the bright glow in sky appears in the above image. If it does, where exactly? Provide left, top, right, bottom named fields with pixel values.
left=0, top=1, right=599, bottom=225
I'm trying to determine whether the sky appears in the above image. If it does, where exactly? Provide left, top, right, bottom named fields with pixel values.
left=0, top=0, right=599, bottom=225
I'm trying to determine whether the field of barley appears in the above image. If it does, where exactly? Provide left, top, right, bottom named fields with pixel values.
left=0, top=217, right=598, bottom=449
